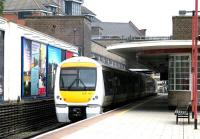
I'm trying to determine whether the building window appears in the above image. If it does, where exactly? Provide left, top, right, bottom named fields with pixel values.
left=168, top=55, right=190, bottom=91
left=46, top=6, right=57, bottom=15
left=18, top=12, right=32, bottom=19
left=65, top=1, right=81, bottom=15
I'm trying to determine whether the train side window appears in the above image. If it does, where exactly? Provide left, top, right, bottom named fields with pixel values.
left=103, top=71, right=113, bottom=96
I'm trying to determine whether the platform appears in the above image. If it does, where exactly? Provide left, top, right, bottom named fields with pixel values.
left=34, top=94, right=200, bottom=139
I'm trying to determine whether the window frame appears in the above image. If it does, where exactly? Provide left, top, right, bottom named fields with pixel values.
left=168, top=54, right=191, bottom=91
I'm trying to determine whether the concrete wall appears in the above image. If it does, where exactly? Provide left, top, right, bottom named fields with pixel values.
left=91, top=41, right=126, bottom=64
left=168, top=91, right=192, bottom=106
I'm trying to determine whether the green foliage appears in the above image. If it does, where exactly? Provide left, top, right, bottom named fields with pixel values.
left=0, top=0, right=4, bottom=15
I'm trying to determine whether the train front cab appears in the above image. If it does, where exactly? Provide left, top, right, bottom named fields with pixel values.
left=54, top=58, right=104, bottom=122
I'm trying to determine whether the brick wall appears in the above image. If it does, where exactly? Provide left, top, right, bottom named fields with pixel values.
left=173, top=16, right=200, bottom=40
left=25, top=16, right=91, bottom=56
left=2, top=13, right=25, bottom=25
left=0, top=99, right=57, bottom=138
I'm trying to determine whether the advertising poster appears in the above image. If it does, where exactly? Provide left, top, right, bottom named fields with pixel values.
left=66, top=51, right=74, bottom=59
left=23, top=38, right=32, bottom=97
left=0, top=31, right=4, bottom=100
left=39, top=44, right=47, bottom=96
left=31, top=41, right=40, bottom=96
left=47, top=45, right=61, bottom=95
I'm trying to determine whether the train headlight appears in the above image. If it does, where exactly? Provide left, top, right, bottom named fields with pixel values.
left=92, top=96, right=98, bottom=100
left=56, top=95, right=62, bottom=100
left=95, top=96, right=98, bottom=99
left=56, top=96, right=60, bottom=99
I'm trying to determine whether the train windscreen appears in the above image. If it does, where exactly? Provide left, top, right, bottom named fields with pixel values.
left=60, top=68, right=97, bottom=91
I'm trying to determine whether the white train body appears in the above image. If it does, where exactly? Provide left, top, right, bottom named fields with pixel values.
left=55, top=57, right=156, bottom=122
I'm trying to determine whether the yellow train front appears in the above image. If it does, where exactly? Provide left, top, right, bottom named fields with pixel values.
left=54, top=57, right=157, bottom=123
left=54, top=57, right=105, bottom=122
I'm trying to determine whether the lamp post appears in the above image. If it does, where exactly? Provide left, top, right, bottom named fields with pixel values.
left=192, top=0, right=199, bottom=129
left=192, top=0, right=198, bottom=129
left=180, top=0, right=199, bottom=129
left=73, top=28, right=77, bottom=45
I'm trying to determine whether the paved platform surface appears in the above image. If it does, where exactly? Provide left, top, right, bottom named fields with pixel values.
left=34, top=94, right=200, bottom=139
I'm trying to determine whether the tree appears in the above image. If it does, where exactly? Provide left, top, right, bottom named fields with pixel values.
left=0, top=0, right=4, bottom=15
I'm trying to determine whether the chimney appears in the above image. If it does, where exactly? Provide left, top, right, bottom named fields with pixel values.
left=139, top=29, right=147, bottom=36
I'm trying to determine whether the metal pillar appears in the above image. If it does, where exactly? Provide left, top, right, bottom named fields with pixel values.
left=192, top=0, right=198, bottom=129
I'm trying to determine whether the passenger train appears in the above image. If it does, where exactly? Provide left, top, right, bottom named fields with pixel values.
left=54, top=57, right=156, bottom=122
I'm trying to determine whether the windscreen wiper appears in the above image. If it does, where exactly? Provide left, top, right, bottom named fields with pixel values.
left=78, top=78, right=87, bottom=90
left=68, top=78, right=87, bottom=90
left=68, top=78, right=78, bottom=90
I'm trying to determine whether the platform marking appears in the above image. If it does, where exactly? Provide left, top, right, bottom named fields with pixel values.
left=33, top=96, right=158, bottom=139
left=117, top=97, right=157, bottom=116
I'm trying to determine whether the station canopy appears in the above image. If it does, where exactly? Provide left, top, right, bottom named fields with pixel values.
left=107, top=40, right=195, bottom=73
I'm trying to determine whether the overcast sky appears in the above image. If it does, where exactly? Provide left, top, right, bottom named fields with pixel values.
left=83, top=0, right=197, bottom=36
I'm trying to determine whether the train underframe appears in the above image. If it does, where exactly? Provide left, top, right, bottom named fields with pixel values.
left=56, top=105, right=102, bottom=123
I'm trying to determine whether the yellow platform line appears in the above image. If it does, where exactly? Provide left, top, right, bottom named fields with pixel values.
left=117, top=97, right=157, bottom=116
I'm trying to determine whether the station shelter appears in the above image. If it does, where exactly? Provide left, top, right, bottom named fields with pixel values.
left=107, top=40, right=199, bottom=107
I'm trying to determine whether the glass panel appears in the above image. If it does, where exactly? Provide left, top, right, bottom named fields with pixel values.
left=183, top=85, right=189, bottom=90
left=176, top=62, right=181, bottom=67
left=60, top=68, right=97, bottom=91
left=79, top=69, right=96, bottom=88
left=169, top=79, right=174, bottom=84
left=169, top=68, right=174, bottom=73
left=176, top=73, right=181, bottom=78
left=198, top=85, right=200, bottom=90
left=181, top=62, right=189, bottom=67
left=181, top=56, right=189, bottom=61
left=181, top=68, right=189, bottom=72
left=169, top=56, right=174, bottom=61
left=176, top=68, right=181, bottom=72
left=176, top=85, right=188, bottom=90
left=198, top=79, right=200, bottom=84
left=176, top=79, right=181, bottom=84
left=169, top=62, right=174, bottom=67
left=182, top=79, right=189, bottom=84
left=182, top=73, right=189, bottom=78
left=169, top=85, right=174, bottom=90
left=176, top=85, right=182, bottom=90
left=169, top=73, right=174, bottom=78
left=176, top=56, right=181, bottom=61
left=0, top=31, right=4, bottom=100
left=169, top=55, right=190, bottom=91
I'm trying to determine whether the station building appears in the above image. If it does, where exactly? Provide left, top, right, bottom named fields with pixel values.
left=107, top=15, right=200, bottom=107
left=0, top=17, right=78, bottom=102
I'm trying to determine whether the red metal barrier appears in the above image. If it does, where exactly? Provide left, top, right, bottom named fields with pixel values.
left=192, top=0, right=198, bottom=129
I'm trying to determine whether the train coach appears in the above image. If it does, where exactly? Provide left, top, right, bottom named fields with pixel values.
left=54, top=57, right=156, bottom=122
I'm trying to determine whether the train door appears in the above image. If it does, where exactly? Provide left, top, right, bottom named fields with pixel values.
left=0, top=31, right=4, bottom=100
